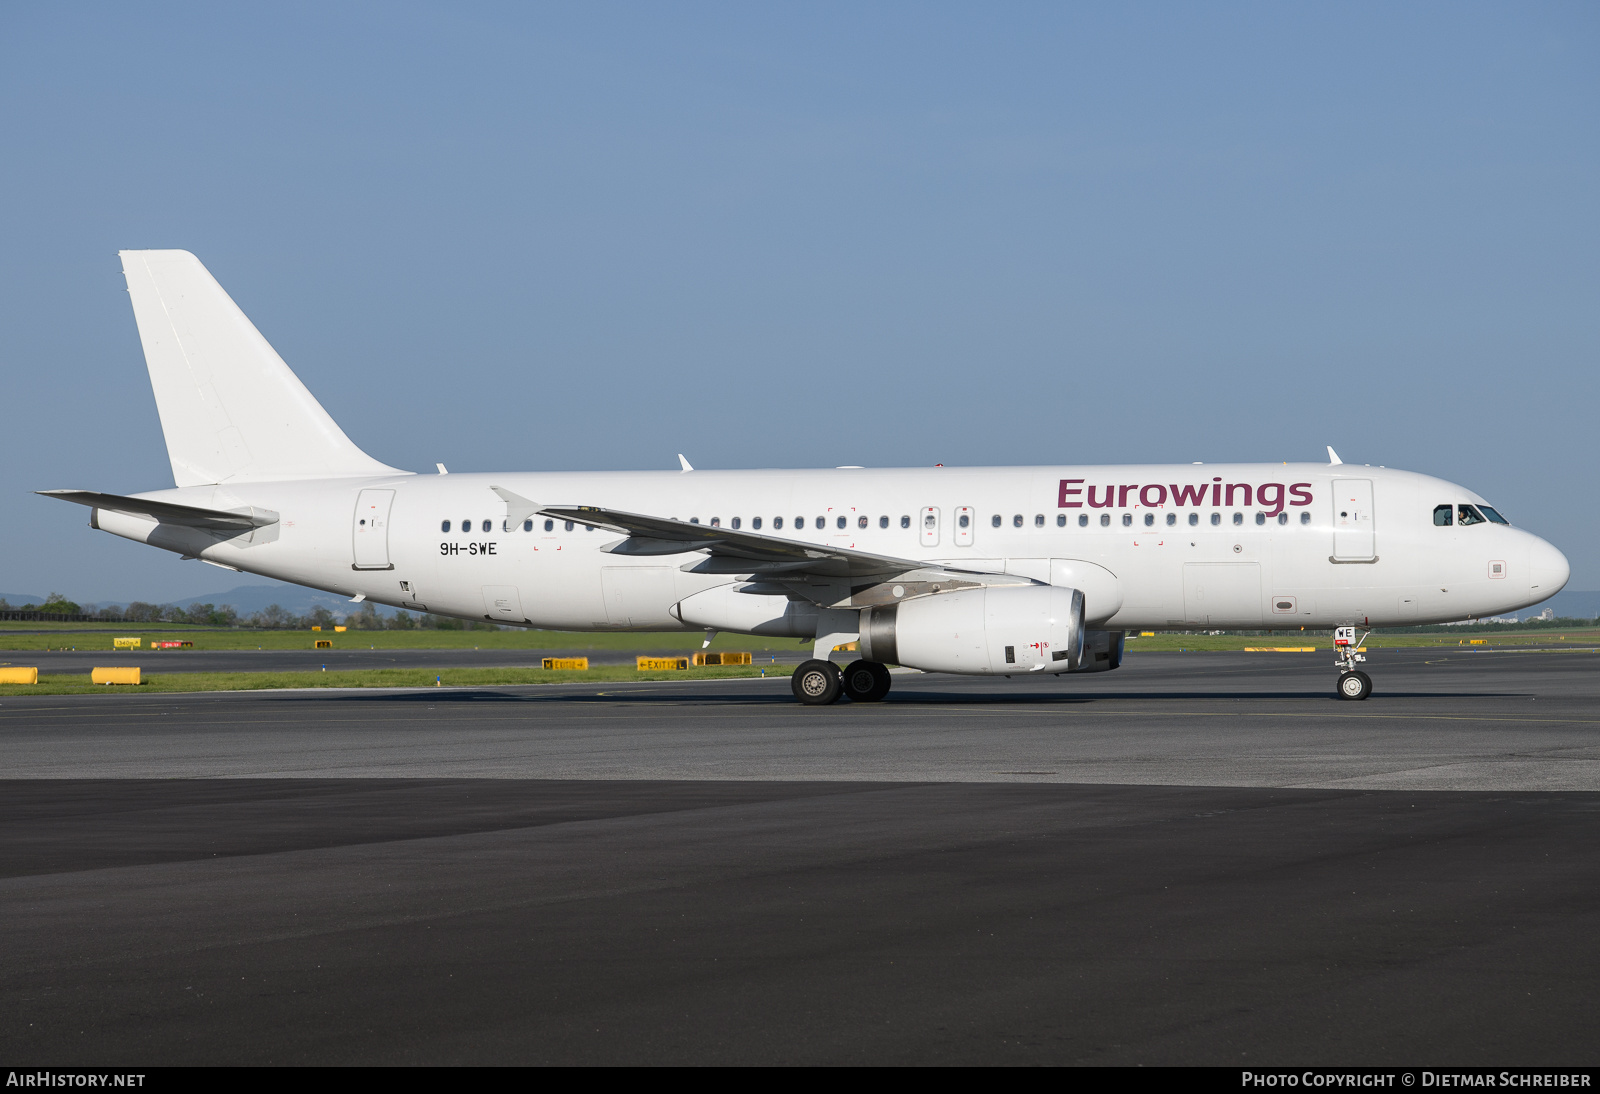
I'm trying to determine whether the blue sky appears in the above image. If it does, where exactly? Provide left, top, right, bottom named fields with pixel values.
left=2, top=2, right=1596, bottom=601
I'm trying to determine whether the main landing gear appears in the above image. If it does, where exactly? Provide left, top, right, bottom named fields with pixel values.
left=791, top=659, right=892, bottom=705
left=1333, top=626, right=1372, bottom=701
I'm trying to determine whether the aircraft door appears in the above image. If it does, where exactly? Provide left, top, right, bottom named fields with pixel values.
left=1183, top=563, right=1263, bottom=626
left=1332, top=479, right=1376, bottom=561
left=352, top=489, right=396, bottom=570
left=920, top=507, right=940, bottom=547
left=954, top=506, right=974, bottom=546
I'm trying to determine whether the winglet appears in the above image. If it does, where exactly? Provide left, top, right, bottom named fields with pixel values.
left=1326, top=446, right=1343, bottom=465
left=490, top=485, right=540, bottom=527
left=678, top=454, right=694, bottom=472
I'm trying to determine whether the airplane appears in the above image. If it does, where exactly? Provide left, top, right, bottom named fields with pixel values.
left=40, top=250, right=1570, bottom=704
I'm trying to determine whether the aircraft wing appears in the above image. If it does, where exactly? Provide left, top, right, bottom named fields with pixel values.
left=37, top=490, right=279, bottom=531
left=538, top=503, right=925, bottom=579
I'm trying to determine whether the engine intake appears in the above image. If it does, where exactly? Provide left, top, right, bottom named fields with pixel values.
left=859, top=584, right=1085, bottom=675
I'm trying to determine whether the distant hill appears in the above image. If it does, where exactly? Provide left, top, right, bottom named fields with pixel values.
left=0, top=593, right=46, bottom=607
left=71, top=584, right=358, bottom=617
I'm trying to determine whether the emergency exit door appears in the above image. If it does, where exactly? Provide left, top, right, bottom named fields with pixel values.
left=352, top=489, right=396, bottom=570
left=1331, top=479, right=1376, bottom=561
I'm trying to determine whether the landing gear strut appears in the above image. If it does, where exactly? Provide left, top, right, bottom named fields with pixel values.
left=841, top=660, right=892, bottom=702
left=1334, top=627, right=1372, bottom=701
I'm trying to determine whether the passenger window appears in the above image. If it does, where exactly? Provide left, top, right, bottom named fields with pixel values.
left=544, top=519, right=554, bottom=532
left=1434, top=504, right=1453, bottom=527
left=461, top=518, right=471, bottom=532
left=441, top=520, right=451, bottom=533
left=816, top=516, right=826, bottom=530
left=1276, top=513, right=1287, bottom=525
left=502, top=520, right=509, bottom=533
left=1210, top=513, right=1222, bottom=526
left=564, top=521, right=575, bottom=532
left=1166, top=513, right=1176, bottom=526
left=1254, top=512, right=1265, bottom=526
left=1013, top=514, right=1024, bottom=528
left=710, top=517, right=721, bottom=527
left=1231, top=513, right=1243, bottom=526
left=991, top=514, right=1001, bottom=528
left=879, top=515, right=889, bottom=529
left=482, top=519, right=492, bottom=533
left=752, top=517, right=762, bottom=530
left=858, top=515, right=868, bottom=529
left=924, top=513, right=935, bottom=528
left=1034, top=514, right=1044, bottom=527
left=797, top=516, right=805, bottom=530
left=836, top=515, right=847, bottom=529
left=1300, top=512, right=1311, bottom=525
left=1100, top=514, right=1111, bottom=527
left=1458, top=505, right=1486, bottom=526
left=772, top=516, right=782, bottom=530
left=1188, top=513, right=1199, bottom=526
left=523, top=519, right=533, bottom=532
left=1121, top=513, right=1132, bottom=527
left=901, top=515, right=911, bottom=529
left=959, top=513, right=970, bottom=528
left=1078, top=514, right=1088, bottom=527
left=689, top=517, right=700, bottom=524
left=731, top=517, right=741, bottom=529
left=1479, top=506, right=1509, bottom=525
left=1057, top=514, right=1067, bottom=527
left=1144, top=513, right=1154, bottom=527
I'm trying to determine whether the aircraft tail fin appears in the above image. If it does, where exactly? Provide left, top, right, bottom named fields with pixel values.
left=119, top=250, right=407, bottom=486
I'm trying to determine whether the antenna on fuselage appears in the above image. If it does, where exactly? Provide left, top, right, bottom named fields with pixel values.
left=1326, top=446, right=1343, bottom=465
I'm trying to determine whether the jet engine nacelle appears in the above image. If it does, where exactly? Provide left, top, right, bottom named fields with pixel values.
left=1068, top=629, right=1126, bottom=673
left=859, top=584, right=1085, bottom=675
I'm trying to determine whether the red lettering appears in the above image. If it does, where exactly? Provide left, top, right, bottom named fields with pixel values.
left=1258, top=483, right=1285, bottom=516
left=1058, top=478, right=1084, bottom=507
left=1087, top=485, right=1114, bottom=508
left=1225, top=483, right=1253, bottom=507
left=1289, top=483, right=1313, bottom=507
left=1118, top=485, right=1135, bottom=507
left=1171, top=483, right=1207, bottom=506
left=1211, top=480, right=1222, bottom=506
left=1139, top=484, right=1167, bottom=507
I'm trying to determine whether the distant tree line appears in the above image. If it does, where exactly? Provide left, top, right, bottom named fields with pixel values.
left=0, top=594, right=502, bottom=630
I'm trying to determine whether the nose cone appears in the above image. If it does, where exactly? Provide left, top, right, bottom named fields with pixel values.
left=1529, top=537, right=1571, bottom=599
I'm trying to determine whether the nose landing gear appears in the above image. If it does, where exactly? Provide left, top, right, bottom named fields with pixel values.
left=1334, top=627, right=1372, bottom=701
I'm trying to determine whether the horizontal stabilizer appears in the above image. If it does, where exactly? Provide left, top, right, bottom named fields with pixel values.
left=37, top=489, right=278, bottom=530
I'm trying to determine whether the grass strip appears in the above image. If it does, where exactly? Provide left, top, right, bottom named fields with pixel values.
left=0, top=664, right=795, bottom=696
left=0, top=627, right=811, bottom=652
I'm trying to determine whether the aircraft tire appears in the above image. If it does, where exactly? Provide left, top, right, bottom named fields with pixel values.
left=792, top=659, right=843, bottom=705
left=1336, top=670, right=1372, bottom=701
left=841, top=660, right=892, bottom=702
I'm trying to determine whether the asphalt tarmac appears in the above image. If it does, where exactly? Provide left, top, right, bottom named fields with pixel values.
left=1, top=650, right=1597, bottom=1064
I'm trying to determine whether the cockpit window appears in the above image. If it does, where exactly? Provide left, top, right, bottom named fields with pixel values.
left=1433, top=504, right=1452, bottom=527
left=1458, top=504, right=1487, bottom=526
left=1478, top=505, right=1510, bottom=525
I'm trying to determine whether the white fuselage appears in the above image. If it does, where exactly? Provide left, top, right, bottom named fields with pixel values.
left=91, top=462, right=1567, bottom=633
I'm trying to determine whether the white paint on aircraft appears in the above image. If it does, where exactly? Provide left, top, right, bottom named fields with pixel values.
left=39, top=251, right=1573, bottom=702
